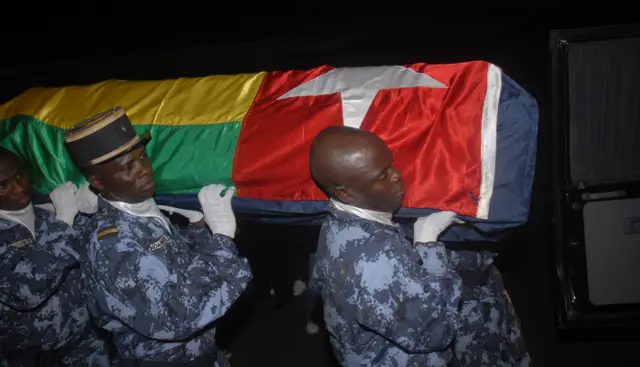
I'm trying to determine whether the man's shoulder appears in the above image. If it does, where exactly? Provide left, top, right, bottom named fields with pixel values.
left=33, top=206, right=53, bottom=220
left=86, top=209, right=126, bottom=242
left=84, top=215, right=142, bottom=268
left=317, top=219, right=400, bottom=272
left=32, top=206, right=71, bottom=231
left=325, top=215, right=382, bottom=236
left=33, top=207, right=62, bottom=227
left=89, top=210, right=174, bottom=254
left=324, top=216, right=401, bottom=245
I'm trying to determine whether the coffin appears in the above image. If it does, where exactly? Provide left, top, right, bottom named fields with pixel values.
left=0, top=61, right=538, bottom=241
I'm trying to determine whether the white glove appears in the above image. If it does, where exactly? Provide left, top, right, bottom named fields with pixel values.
left=197, top=184, right=236, bottom=238
left=413, top=211, right=463, bottom=244
left=157, top=205, right=204, bottom=223
left=75, top=181, right=98, bottom=214
left=50, top=182, right=79, bottom=227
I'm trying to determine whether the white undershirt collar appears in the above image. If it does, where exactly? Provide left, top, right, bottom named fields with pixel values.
left=0, top=203, right=36, bottom=239
left=330, top=199, right=396, bottom=227
left=103, top=196, right=172, bottom=233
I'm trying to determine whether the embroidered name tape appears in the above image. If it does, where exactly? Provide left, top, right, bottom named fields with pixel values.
left=148, top=235, right=170, bottom=252
left=8, top=238, right=33, bottom=249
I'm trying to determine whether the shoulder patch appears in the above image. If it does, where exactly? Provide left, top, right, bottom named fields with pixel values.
left=97, top=226, right=119, bottom=240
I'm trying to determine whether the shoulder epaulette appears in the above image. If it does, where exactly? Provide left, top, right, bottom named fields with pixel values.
left=97, top=226, right=118, bottom=240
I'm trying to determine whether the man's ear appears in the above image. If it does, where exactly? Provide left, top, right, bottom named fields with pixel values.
left=334, top=185, right=354, bottom=204
left=87, top=175, right=104, bottom=192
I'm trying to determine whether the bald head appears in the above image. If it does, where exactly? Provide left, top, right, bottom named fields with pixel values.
left=310, top=126, right=385, bottom=189
left=309, top=126, right=405, bottom=212
left=0, top=146, right=31, bottom=210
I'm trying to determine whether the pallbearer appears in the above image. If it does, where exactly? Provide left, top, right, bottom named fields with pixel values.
left=64, top=106, right=252, bottom=367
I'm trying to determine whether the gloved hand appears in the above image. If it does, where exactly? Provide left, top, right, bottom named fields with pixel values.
left=75, top=181, right=99, bottom=214
left=157, top=205, right=204, bottom=223
left=413, top=211, right=463, bottom=244
left=197, top=184, right=236, bottom=238
left=50, top=182, right=79, bottom=227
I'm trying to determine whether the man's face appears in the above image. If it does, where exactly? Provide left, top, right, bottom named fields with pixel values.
left=336, top=140, right=405, bottom=213
left=0, top=155, right=31, bottom=211
left=88, top=146, right=155, bottom=204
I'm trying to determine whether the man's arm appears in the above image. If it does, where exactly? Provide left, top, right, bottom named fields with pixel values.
left=175, top=221, right=214, bottom=246
left=0, top=241, right=77, bottom=311
left=413, top=210, right=495, bottom=283
left=446, top=249, right=496, bottom=283
left=157, top=205, right=211, bottom=244
left=90, top=229, right=252, bottom=341
left=355, top=245, right=462, bottom=353
left=72, top=212, right=93, bottom=234
left=308, top=253, right=322, bottom=293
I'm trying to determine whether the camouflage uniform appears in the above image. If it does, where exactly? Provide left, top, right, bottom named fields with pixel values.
left=445, top=250, right=531, bottom=366
left=0, top=206, right=110, bottom=367
left=80, top=198, right=251, bottom=366
left=309, top=206, right=463, bottom=366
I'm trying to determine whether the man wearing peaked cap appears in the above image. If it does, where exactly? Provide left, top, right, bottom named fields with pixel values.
left=64, top=106, right=252, bottom=366
left=64, top=106, right=151, bottom=168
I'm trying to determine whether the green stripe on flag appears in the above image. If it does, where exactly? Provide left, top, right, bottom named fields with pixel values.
left=136, top=123, right=241, bottom=193
left=0, top=115, right=240, bottom=194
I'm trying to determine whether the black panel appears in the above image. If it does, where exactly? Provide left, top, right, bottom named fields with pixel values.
left=568, top=37, right=640, bottom=186
left=550, top=23, right=640, bottom=333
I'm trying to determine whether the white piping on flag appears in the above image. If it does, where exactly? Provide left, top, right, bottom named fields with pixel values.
left=477, top=63, right=501, bottom=220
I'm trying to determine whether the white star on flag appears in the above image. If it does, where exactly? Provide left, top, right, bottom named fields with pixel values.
left=278, top=65, right=448, bottom=129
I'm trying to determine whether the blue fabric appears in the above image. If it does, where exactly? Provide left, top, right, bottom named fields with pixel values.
left=445, top=251, right=531, bottom=366
left=308, top=206, right=531, bottom=366
left=0, top=207, right=109, bottom=367
left=309, top=206, right=462, bottom=366
left=488, top=73, right=539, bottom=225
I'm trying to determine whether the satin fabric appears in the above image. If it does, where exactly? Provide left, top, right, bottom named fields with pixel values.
left=1, top=61, right=537, bottom=226
left=0, top=73, right=265, bottom=129
left=233, top=62, right=495, bottom=218
left=0, top=116, right=240, bottom=194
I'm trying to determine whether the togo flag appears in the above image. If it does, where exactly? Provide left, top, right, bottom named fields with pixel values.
left=0, top=61, right=538, bottom=241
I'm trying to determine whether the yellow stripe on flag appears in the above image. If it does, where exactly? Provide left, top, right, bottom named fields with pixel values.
left=0, top=72, right=267, bottom=128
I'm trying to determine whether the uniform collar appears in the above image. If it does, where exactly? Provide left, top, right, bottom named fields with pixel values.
left=101, top=196, right=172, bottom=233
left=0, top=203, right=36, bottom=239
left=330, top=199, right=396, bottom=227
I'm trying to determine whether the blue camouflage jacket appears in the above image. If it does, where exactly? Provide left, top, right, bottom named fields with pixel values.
left=444, top=251, right=531, bottom=366
left=79, top=198, right=252, bottom=362
left=0, top=207, right=91, bottom=354
left=310, top=206, right=463, bottom=366
left=405, top=223, right=531, bottom=366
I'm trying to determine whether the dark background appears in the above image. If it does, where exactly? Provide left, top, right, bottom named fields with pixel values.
left=2, top=16, right=640, bottom=366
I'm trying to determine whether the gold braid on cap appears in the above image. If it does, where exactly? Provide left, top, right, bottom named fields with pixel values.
left=88, top=135, right=141, bottom=165
left=64, top=106, right=126, bottom=143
